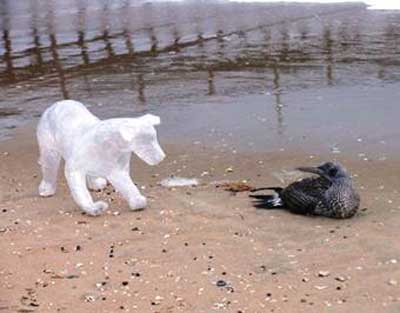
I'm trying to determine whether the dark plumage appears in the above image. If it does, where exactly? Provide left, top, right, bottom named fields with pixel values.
left=250, top=162, right=360, bottom=219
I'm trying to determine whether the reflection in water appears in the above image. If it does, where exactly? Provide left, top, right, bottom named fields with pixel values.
left=1, top=0, right=14, bottom=81
left=1, top=1, right=396, bottom=88
left=100, top=3, right=115, bottom=58
left=216, top=30, right=225, bottom=59
left=279, top=25, right=290, bottom=63
left=137, top=73, right=146, bottom=104
left=298, top=22, right=309, bottom=40
left=1, top=1, right=400, bottom=135
left=149, top=27, right=158, bottom=55
left=123, top=28, right=135, bottom=56
left=47, top=0, right=69, bottom=99
left=166, top=4, right=181, bottom=52
left=323, top=26, right=334, bottom=85
left=31, top=0, right=44, bottom=71
left=121, top=1, right=135, bottom=56
left=379, top=18, right=400, bottom=79
left=2, top=30, right=13, bottom=81
left=77, top=0, right=90, bottom=65
left=143, top=3, right=158, bottom=55
left=337, top=22, right=351, bottom=52
left=272, top=61, right=284, bottom=135
left=208, top=69, right=215, bottom=96
left=78, top=30, right=90, bottom=66
left=194, top=3, right=204, bottom=49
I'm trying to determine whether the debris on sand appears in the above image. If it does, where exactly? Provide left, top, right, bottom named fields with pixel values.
left=225, top=167, right=234, bottom=173
left=335, top=276, right=347, bottom=282
left=317, top=271, right=330, bottom=278
left=388, top=279, right=398, bottom=286
left=216, top=181, right=254, bottom=193
left=160, top=176, right=199, bottom=187
left=82, top=294, right=99, bottom=303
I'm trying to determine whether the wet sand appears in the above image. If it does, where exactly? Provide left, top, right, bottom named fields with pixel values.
left=1, top=126, right=400, bottom=313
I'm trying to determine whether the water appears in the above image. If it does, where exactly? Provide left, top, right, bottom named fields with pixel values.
left=1, top=0, right=400, bottom=157
left=229, top=0, right=400, bottom=10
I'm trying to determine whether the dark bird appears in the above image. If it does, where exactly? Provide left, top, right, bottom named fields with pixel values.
left=250, top=162, right=360, bottom=219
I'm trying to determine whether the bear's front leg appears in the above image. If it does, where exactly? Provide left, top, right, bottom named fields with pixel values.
left=65, top=166, right=108, bottom=216
left=108, top=171, right=147, bottom=211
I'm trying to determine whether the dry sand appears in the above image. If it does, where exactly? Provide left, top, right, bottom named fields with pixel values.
left=1, top=127, right=400, bottom=313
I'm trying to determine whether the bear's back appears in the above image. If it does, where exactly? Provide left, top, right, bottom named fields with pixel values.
left=38, top=100, right=100, bottom=158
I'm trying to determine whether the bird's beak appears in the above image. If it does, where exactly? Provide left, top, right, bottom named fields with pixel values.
left=296, top=166, right=325, bottom=176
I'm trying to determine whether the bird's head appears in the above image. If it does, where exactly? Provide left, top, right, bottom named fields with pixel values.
left=296, top=162, right=349, bottom=181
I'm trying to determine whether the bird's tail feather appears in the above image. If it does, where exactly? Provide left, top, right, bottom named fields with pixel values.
left=249, top=187, right=284, bottom=209
left=250, top=187, right=283, bottom=193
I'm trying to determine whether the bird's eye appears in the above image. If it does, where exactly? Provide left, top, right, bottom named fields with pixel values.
left=328, top=168, right=338, bottom=176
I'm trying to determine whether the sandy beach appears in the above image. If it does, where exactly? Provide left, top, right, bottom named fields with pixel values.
left=1, top=124, right=400, bottom=313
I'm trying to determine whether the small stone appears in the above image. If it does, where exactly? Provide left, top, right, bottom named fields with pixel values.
left=84, top=295, right=97, bottom=302
left=65, top=274, right=79, bottom=279
left=335, top=276, right=347, bottom=282
left=216, top=280, right=227, bottom=287
left=225, top=167, right=233, bottom=173
left=318, top=271, right=330, bottom=277
left=388, top=279, right=398, bottom=286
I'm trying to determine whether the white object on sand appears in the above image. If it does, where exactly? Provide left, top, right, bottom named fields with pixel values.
left=37, top=100, right=165, bottom=216
left=160, top=176, right=199, bottom=187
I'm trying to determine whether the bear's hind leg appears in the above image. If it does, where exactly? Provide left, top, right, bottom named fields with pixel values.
left=38, top=148, right=61, bottom=197
left=87, top=176, right=107, bottom=191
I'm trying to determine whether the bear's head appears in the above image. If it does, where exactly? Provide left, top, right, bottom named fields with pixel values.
left=119, top=114, right=166, bottom=166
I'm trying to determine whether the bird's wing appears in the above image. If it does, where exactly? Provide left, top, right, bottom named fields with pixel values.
left=281, top=177, right=331, bottom=215
left=314, top=183, right=360, bottom=219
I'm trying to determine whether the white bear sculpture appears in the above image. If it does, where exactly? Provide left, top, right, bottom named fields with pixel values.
left=37, top=100, right=165, bottom=216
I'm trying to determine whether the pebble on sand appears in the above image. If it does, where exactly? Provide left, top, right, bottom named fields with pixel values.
left=216, top=280, right=227, bottom=287
left=317, top=271, right=330, bottom=278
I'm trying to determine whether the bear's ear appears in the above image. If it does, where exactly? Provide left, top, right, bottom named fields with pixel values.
left=119, top=125, right=135, bottom=142
left=140, top=114, right=161, bottom=126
